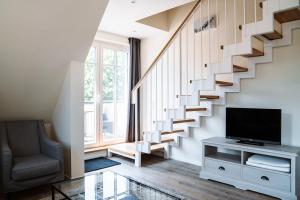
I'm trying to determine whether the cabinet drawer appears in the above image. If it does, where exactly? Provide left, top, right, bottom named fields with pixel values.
left=204, top=158, right=241, bottom=179
left=242, top=166, right=290, bottom=192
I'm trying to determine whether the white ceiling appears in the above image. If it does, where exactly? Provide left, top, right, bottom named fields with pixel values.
left=99, top=0, right=194, bottom=38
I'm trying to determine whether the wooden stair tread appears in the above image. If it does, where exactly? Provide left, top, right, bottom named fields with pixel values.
left=233, top=65, right=248, bottom=72
left=275, top=8, right=300, bottom=23
left=108, top=143, right=136, bottom=157
left=263, top=30, right=283, bottom=40
left=161, top=129, right=184, bottom=135
left=177, top=94, right=220, bottom=100
left=173, top=119, right=195, bottom=124
left=160, top=138, right=175, bottom=143
left=186, top=107, right=207, bottom=112
left=150, top=138, right=175, bottom=150
left=216, top=81, right=234, bottom=86
left=200, top=95, right=220, bottom=100
left=243, top=48, right=264, bottom=58
left=151, top=143, right=165, bottom=151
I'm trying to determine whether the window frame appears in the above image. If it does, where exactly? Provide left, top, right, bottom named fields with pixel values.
left=84, top=41, right=129, bottom=149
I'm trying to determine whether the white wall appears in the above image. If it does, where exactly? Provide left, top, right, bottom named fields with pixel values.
left=52, top=61, right=84, bottom=178
left=95, top=31, right=129, bottom=46
left=170, top=29, right=300, bottom=166
left=141, top=2, right=197, bottom=75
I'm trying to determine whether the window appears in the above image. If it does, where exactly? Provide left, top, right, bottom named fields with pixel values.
left=84, top=47, right=97, bottom=147
left=84, top=42, right=129, bottom=148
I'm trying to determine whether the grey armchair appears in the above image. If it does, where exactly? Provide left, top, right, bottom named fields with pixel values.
left=0, top=120, right=64, bottom=194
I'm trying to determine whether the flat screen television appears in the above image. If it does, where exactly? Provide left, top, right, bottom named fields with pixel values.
left=226, top=107, right=281, bottom=145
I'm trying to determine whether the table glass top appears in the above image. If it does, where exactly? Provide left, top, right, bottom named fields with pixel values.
left=52, top=171, right=181, bottom=200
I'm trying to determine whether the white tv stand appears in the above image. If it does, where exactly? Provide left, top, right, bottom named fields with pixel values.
left=200, top=137, right=300, bottom=200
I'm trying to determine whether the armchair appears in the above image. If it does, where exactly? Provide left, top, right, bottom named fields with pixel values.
left=0, top=120, right=64, bottom=194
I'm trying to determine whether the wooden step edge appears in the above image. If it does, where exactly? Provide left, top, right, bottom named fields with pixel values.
left=108, top=146, right=136, bottom=157
left=161, top=129, right=184, bottom=135
left=274, top=7, right=300, bottom=24
left=160, top=138, right=175, bottom=143
left=233, top=65, right=248, bottom=73
left=178, top=94, right=220, bottom=100
left=262, top=31, right=283, bottom=40
left=173, top=119, right=195, bottom=124
left=216, top=80, right=234, bottom=87
left=199, top=95, right=220, bottom=100
left=242, top=48, right=264, bottom=58
left=150, top=138, right=175, bottom=145
left=150, top=143, right=165, bottom=151
left=186, top=107, right=207, bottom=112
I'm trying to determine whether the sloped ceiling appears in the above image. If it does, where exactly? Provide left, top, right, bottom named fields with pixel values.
left=99, top=0, right=195, bottom=38
left=0, top=0, right=109, bottom=121
left=137, top=11, right=170, bottom=32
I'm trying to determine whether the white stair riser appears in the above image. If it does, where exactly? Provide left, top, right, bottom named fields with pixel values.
left=136, top=142, right=151, bottom=154
left=143, top=131, right=161, bottom=143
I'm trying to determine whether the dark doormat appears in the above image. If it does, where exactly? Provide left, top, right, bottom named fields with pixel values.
left=85, top=157, right=121, bottom=173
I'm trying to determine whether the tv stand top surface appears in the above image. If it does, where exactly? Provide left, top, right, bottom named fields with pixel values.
left=202, top=137, right=300, bottom=157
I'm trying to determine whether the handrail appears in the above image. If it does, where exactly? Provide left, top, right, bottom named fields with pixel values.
left=131, top=0, right=202, bottom=99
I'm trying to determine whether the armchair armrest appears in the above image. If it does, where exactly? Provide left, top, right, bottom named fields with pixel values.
left=0, top=123, right=12, bottom=192
left=37, top=121, right=64, bottom=163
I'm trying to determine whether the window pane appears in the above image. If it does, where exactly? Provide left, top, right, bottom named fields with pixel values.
left=84, top=104, right=96, bottom=145
left=84, top=63, right=96, bottom=103
left=86, top=47, right=97, bottom=63
left=84, top=55, right=96, bottom=146
left=116, top=66, right=127, bottom=101
left=103, top=66, right=114, bottom=101
left=117, top=51, right=128, bottom=66
left=103, top=48, right=114, bottom=65
left=102, top=63, right=115, bottom=140
left=102, top=102, right=114, bottom=138
left=101, top=47, right=128, bottom=144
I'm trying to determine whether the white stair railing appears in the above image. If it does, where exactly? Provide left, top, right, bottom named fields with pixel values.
left=134, top=0, right=266, bottom=151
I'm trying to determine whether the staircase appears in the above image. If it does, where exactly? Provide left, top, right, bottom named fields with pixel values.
left=108, top=0, right=300, bottom=167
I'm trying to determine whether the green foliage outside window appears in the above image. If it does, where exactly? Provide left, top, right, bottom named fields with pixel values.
left=84, top=63, right=95, bottom=103
left=84, top=47, right=128, bottom=103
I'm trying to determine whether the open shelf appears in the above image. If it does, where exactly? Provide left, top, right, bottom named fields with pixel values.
left=206, top=152, right=241, bottom=164
left=204, top=145, right=242, bottom=164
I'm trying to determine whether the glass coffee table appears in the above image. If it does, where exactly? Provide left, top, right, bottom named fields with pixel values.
left=51, top=171, right=182, bottom=200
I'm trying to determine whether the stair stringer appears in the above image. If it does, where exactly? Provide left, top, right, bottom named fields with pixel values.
left=137, top=93, right=214, bottom=153
left=193, top=0, right=300, bottom=79
left=208, top=20, right=300, bottom=106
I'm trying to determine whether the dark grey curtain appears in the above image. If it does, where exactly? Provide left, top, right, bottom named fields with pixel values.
left=126, top=38, right=141, bottom=142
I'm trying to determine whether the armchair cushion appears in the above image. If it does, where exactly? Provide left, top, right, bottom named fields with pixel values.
left=7, top=121, right=40, bottom=157
left=12, top=154, right=60, bottom=181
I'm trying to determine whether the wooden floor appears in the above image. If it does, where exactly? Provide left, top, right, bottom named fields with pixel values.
left=2, top=154, right=278, bottom=200
left=107, top=155, right=278, bottom=200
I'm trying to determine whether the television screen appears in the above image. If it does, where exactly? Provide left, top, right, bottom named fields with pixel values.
left=226, top=107, right=281, bottom=145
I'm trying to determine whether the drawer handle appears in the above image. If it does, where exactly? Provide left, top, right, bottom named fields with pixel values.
left=218, top=166, right=225, bottom=171
left=261, top=176, right=269, bottom=181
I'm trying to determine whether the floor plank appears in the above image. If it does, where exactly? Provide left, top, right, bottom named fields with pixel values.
left=107, top=155, right=278, bottom=200
left=3, top=155, right=278, bottom=200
